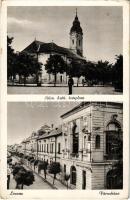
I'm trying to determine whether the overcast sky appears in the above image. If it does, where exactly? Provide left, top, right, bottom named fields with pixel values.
left=7, top=102, right=79, bottom=145
left=7, top=6, right=122, bottom=64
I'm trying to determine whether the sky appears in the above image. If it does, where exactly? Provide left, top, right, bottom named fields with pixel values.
left=7, top=6, right=122, bottom=64
left=7, top=101, right=79, bottom=145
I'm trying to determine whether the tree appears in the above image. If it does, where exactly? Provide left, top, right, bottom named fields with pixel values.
left=16, top=52, right=42, bottom=86
left=38, top=161, right=48, bottom=179
left=7, top=36, right=17, bottom=82
left=7, top=158, right=12, bottom=164
left=82, top=61, right=96, bottom=85
left=112, top=55, right=123, bottom=92
left=95, top=60, right=112, bottom=86
left=48, top=162, right=61, bottom=184
left=67, top=60, right=83, bottom=87
left=45, top=55, right=67, bottom=86
left=14, top=167, right=35, bottom=189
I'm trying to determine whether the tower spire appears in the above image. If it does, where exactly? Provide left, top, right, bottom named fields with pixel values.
left=76, top=8, right=77, bottom=17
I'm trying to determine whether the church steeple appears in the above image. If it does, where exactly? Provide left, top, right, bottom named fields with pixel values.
left=70, top=9, right=83, bottom=56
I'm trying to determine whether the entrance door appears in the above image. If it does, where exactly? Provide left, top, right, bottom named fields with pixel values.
left=70, top=166, right=76, bottom=186
left=82, top=170, right=86, bottom=189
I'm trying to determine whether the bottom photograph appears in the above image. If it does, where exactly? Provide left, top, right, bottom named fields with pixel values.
left=7, top=101, right=123, bottom=190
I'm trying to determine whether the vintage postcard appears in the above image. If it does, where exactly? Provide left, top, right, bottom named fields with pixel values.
left=0, top=0, right=129, bottom=199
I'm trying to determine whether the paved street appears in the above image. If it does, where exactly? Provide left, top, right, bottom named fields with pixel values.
left=9, top=157, right=53, bottom=190
left=8, top=86, right=120, bottom=95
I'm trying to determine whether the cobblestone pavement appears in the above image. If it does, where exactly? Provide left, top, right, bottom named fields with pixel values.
left=8, top=86, right=120, bottom=95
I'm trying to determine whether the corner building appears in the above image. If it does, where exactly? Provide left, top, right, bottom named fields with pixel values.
left=60, top=102, right=123, bottom=189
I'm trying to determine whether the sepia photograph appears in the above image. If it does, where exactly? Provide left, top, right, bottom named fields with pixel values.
left=7, top=102, right=123, bottom=190
left=0, top=0, right=129, bottom=199
left=7, top=6, right=123, bottom=95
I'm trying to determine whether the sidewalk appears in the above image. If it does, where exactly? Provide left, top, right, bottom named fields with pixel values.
left=29, top=165, right=67, bottom=190
left=14, top=156, right=68, bottom=190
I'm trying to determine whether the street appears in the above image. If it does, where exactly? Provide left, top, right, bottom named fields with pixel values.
left=8, top=86, right=120, bottom=95
left=9, top=157, right=54, bottom=190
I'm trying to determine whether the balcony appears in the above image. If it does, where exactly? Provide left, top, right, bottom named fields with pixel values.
left=70, top=153, right=79, bottom=159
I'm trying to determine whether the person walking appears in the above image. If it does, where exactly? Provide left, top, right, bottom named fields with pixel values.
left=68, top=76, right=74, bottom=95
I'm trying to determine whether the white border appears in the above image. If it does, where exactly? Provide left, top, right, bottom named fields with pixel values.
left=0, top=0, right=129, bottom=199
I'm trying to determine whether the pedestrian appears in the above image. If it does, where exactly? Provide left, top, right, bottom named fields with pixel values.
left=7, top=165, right=11, bottom=189
left=68, top=76, right=74, bottom=95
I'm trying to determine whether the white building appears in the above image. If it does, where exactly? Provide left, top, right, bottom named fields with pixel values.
left=22, top=11, right=86, bottom=84
left=60, top=102, right=123, bottom=189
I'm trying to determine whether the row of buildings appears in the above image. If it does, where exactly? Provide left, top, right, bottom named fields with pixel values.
left=9, top=102, right=123, bottom=190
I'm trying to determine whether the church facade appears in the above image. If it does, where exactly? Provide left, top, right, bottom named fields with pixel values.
left=22, top=11, right=86, bottom=84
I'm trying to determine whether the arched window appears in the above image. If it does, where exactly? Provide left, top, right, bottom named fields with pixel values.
left=106, top=121, right=122, bottom=160
left=95, top=135, right=100, bottom=149
left=70, top=166, right=76, bottom=186
left=72, top=39, right=74, bottom=44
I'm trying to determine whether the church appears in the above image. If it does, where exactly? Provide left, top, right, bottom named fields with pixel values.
left=22, top=10, right=86, bottom=84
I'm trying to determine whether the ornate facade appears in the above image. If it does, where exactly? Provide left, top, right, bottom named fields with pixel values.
left=15, top=102, right=123, bottom=190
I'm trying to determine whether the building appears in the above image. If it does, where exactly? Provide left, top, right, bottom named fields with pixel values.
left=22, top=10, right=86, bottom=84
left=14, top=102, right=123, bottom=190
left=60, top=102, right=123, bottom=189
left=37, top=126, right=62, bottom=163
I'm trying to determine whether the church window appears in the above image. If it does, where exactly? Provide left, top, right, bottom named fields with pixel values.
left=72, top=39, right=74, bottom=44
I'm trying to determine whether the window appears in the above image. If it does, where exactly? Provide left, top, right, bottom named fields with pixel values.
left=44, top=144, right=46, bottom=152
left=82, top=170, right=86, bottom=189
left=50, top=144, right=51, bottom=153
left=84, top=136, right=86, bottom=149
left=95, top=135, right=100, bottom=149
left=72, top=121, right=79, bottom=154
left=52, top=143, right=54, bottom=153
left=40, top=144, right=41, bottom=152
left=106, top=122, right=122, bottom=160
left=42, top=144, right=43, bottom=152
left=65, top=138, right=67, bottom=149
left=58, top=143, right=61, bottom=154
left=88, top=135, right=91, bottom=141
left=70, top=166, right=76, bottom=186
left=79, top=40, right=81, bottom=46
left=72, top=39, right=74, bottom=44
left=47, top=144, right=48, bottom=153
left=64, top=164, right=66, bottom=173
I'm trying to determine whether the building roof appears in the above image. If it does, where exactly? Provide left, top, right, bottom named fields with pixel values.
left=60, top=102, right=123, bottom=119
left=22, top=40, right=85, bottom=61
left=37, top=126, right=62, bottom=140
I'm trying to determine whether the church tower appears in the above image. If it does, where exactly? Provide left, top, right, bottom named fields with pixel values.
left=70, top=9, right=83, bottom=57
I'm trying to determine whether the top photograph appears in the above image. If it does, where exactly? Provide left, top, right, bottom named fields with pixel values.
left=7, top=6, right=123, bottom=95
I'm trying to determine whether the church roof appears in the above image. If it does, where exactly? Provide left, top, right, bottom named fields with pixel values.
left=70, top=11, right=83, bottom=35
left=22, top=40, right=85, bottom=61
